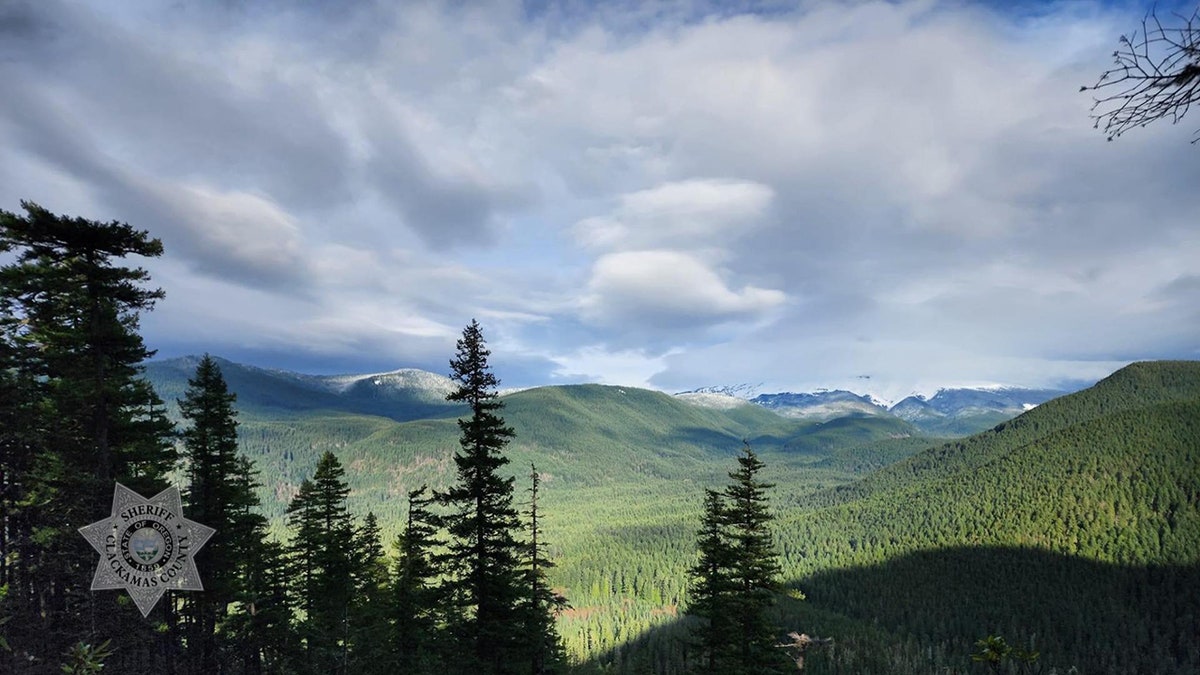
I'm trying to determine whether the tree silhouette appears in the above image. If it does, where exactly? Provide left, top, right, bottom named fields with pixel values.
left=437, top=319, right=525, bottom=674
left=0, top=201, right=175, bottom=669
left=1083, top=5, right=1200, bottom=142
left=687, top=443, right=788, bottom=675
left=178, top=355, right=270, bottom=674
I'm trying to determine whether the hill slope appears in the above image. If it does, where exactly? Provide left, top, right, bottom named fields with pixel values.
left=143, top=355, right=461, bottom=422
left=587, top=361, right=1200, bottom=674
left=808, top=360, right=1200, bottom=509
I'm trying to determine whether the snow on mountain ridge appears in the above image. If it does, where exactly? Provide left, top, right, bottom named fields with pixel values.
left=675, top=392, right=752, bottom=410
left=676, top=383, right=762, bottom=399
left=315, top=368, right=455, bottom=396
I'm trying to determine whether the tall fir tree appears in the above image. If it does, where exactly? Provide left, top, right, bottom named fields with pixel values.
left=178, top=354, right=272, bottom=674
left=437, top=319, right=526, bottom=674
left=347, top=511, right=393, bottom=675
left=393, top=486, right=443, bottom=673
left=722, top=444, right=784, bottom=673
left=687, top=444, right=787, bottom=675
left=225, top=532, right=294, bottom=675
left=286, top=451, right=355, bottom=675
left=523, top=464, right=568, bottom=675
left=687, top=488, right=737, bottom=673
left=0, top=202, right=176, bottom=670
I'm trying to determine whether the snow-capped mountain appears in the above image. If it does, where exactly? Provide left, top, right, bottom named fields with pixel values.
left=749, top=390, right=891, bottom=420
left=674, top=382, right=1074, bottom=434
left=676, top=383, right=763, bottom=399
left=313, top=368, right=457, bottom=402
left=891, top=387, right=1065, bottom=417
left=143, top=356, right=459, bottom=423
left=674, top=391, right=755, bottom=410
left=889, top=387, right=1067, bottom=435
left=673, top=383, right=762, bottom=410
left=152, top=357, right=1076, bottom=437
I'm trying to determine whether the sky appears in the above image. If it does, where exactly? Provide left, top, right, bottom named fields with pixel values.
left=1, top=0, right=1197, bottom=401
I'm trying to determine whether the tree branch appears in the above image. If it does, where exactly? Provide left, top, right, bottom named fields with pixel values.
left=1082, top=6, right=1200, bottom=142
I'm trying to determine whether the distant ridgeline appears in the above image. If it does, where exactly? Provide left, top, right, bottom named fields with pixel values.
left=141, top=357, right=1200, bottom=674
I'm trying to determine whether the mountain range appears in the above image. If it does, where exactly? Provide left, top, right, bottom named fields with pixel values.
left=147, top=356, right=1070, bottom=437
left=682, top=383, right=1070, bottom=435
left=145, top=355, right=460, bottom=423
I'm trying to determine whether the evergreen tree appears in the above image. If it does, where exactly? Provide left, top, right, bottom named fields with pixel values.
left=437, top=319, right=525, bottom=674
left=224, top=507, right=294, bottom=675
left=0, top=307, right=38, bottom=606
left=393, top=486, right=443, bottom=673
left=178, top=354, right=267, bottom=673
left=722, top=444, right=784, bottom=673
left=286, top=452, right=355, bottom=675
left=523, top=464, right=568, bottom=675
left=222, top=456, right=287, bottom=674
left=0, top=201, right=176, bottom=669
left=687, top=489, right=736, bottom=673
left=347, top=511, right=393, bottom=674
left=686, top=444, right=786, bottom=675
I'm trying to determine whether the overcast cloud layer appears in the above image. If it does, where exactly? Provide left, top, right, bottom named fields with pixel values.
left=1, top=0, right=1197, bottom=400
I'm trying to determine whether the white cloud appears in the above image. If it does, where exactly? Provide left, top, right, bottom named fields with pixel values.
left=574, top=178, right=774, bottom=250
left=548, top=345, right=676, bottom=388
left=581, top=250, right=786, bottom=329
left=147, top=183, right=308, bottom=281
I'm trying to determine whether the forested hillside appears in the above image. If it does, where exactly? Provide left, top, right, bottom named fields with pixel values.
left=587, top=361, right=1200, bottom=674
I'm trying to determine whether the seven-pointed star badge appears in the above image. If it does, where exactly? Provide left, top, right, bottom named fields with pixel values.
left=79, top=482, right=215, bottom=617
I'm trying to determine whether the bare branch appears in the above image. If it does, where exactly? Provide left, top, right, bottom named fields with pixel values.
left=1082, top=6, right=1200, bottom=143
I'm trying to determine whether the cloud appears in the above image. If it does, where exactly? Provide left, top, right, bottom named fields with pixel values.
left=581, top=250, right=786, bottom=333
left=364, top=113, right=531, bottom=249
left=0, top=75, right=312, bottom=288
left=547, top=345, right=675, bottom=388
left=570, top=178, right=782, bottom=344
left=574, top=178, right=774, bottom=249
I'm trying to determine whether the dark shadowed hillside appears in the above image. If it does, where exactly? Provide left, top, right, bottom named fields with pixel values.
left=581, top=361, right=1200, bottom=673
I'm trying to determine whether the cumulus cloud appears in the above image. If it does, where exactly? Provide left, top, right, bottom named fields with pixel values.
left=581, top=250, right=785, bottom=330
left=572, top=178, right=783, bottom=341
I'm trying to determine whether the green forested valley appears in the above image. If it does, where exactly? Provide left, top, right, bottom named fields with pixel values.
left=138, top=357, right=1200, bottom=674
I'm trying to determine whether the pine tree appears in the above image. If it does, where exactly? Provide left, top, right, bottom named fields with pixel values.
left=687, top=444, right=786, bottom=675
left=0, top=201, right=176, bottom=669
left=287, top=478, right=320, bottom=637
left=687, top=488, right=736, bottom=673
left=222, top=456, right=285, bottom=673
left=178, top=354, right=266, bottom=673
left=393, top=486, right=443, bottom=673
left=347, top=511, right=393, bottom=674
left=437, top=319, right=525, bottom=674
left=0, top=311, right=38, bottom=600
left=286, top=452, right=356, bottom=675
left=226, top=526, right=294, bottom=675
left=722, top=444, right=784, bottom=673
left=523, top=463, right=568, bottom=675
